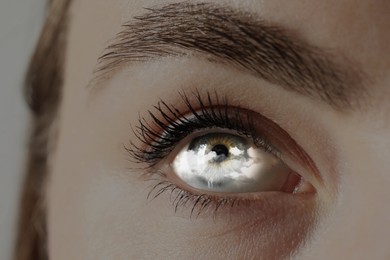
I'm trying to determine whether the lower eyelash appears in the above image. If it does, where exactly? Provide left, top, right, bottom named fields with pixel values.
left=146, top=178, right=240, bottom=219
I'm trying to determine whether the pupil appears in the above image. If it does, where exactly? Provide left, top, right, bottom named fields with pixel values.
left=211, top=144, right=229, bottom=163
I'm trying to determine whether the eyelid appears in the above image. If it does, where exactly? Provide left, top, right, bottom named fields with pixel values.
left=249, top=113, right=323, bottom=189
left=145, top=170, right=315, bottom=219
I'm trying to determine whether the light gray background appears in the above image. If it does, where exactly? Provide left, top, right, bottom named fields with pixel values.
left=0, top=0, right=46, bottom=259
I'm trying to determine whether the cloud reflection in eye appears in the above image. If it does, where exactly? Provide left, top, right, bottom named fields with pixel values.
left=171, top=132, right=293, bottom=193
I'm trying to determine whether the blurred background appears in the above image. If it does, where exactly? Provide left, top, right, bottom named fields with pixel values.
left=0, top=0, right=46, bottom=259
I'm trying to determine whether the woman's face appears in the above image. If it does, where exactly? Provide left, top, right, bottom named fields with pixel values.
left=48, top=0, right=390, bottom=259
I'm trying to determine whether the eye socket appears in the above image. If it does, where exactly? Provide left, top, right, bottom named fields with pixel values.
left=171, top=131, right=302, bottom=194
left=126, top=90, right=321, bottom=260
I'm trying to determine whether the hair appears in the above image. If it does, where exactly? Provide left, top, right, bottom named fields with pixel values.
left=14, top=0, right=71, bottom=259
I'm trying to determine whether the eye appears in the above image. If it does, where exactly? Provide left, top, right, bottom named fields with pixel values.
left=171, top=131, right=301, bottom=193
left=127, top=90, right=317, bottom=215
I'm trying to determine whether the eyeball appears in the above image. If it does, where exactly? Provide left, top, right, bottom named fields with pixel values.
left=171, top=132, right=301, bottom=193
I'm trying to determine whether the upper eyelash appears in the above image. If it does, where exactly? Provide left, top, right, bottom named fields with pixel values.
left=125, top=90, right=277, bottom=167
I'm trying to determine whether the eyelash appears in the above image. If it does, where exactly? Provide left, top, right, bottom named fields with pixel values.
left=146, top=178, right=241, bottom=218
left=125, top=90, right=283, bottom=216
left=126, top=90, right=278, bottom=166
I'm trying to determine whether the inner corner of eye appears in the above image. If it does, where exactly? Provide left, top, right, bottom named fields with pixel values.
left=165, top=130, right=312, bottom=195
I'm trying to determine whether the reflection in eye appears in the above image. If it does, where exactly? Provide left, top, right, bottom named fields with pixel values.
left=172, top=133, right=296, bottom=193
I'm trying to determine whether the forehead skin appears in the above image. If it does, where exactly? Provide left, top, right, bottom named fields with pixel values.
left=48, top=0, right=390, bottom=259
left=67, top=0, right=390, bottom=109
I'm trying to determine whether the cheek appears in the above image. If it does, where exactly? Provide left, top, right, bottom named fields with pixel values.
left=299, top=117, right=390, bottom=259
left=49, top=166, right=316, bottom=260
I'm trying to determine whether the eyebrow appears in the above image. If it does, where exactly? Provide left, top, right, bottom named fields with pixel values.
left=94, top=2, right=365, bottom=110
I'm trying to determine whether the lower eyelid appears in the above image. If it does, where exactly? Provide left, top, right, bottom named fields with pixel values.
left=142, top=175, right=317, bottom=258
left=144, top=166, right=316, bottom=216
left=144, top=175, right=318, bottom=252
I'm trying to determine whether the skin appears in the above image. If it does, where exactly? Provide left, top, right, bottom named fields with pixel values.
left=48, top=0, right=390, bottom=259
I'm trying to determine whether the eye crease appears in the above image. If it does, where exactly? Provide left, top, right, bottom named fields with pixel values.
left=126, top=90, right=316, bottom=215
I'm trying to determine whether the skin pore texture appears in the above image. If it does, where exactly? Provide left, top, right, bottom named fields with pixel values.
left=48, top=0, right=390, bottom=259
